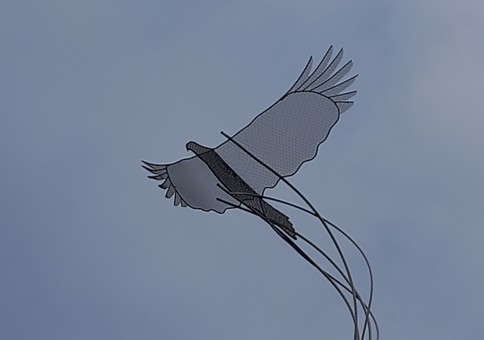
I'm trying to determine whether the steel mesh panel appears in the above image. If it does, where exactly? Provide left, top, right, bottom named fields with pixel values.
left=216, top=92, right=339, bottom=193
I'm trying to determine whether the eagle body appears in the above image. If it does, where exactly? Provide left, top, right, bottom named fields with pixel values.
left=186, top=141, right=296, bottom=238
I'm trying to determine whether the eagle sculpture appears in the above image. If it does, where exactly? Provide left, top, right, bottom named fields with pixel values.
left=142, top=46, right=356, bottom=239
left=142, top=47, right=379, bottom=340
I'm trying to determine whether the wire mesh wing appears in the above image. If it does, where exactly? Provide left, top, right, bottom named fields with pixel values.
left=216, top=46, right=357, bottom=194
left=142, top=157, right=240, bottom=213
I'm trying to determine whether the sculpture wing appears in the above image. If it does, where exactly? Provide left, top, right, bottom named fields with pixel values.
left=216, top=46, right=357, bottom=194
left=142, top=157, right=240, bottom=213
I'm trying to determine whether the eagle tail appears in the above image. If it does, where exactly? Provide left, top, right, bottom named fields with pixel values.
left=259, top=200, right=296, bottom=239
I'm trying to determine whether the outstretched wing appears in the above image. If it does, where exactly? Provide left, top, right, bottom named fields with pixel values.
left=216, top=46, right=357, bottom=194
left=142, top=157, right=240, bottom=213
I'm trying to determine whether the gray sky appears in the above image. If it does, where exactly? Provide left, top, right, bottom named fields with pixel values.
left=1, top=1, right=483, bottom=339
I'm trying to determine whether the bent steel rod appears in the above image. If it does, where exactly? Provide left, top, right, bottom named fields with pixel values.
left=219, top=190, right=378, bottom=339
left=217, top=193, right=378, bottom=340
left=220, top=131, right=361, bottom=339
left=215, top=193, right=361, bottom=340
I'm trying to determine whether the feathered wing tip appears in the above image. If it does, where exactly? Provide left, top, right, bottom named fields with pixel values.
left=287, top=46, right=358, bottom=114
left=142, top=160, right=187, bottom=207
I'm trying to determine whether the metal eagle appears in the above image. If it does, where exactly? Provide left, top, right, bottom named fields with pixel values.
left=142, top=46, right=378, bottom=340
left=143, top=46, right=356, bottom=239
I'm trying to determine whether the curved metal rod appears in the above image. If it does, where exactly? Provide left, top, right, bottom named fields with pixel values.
left=317, top=218, right=376, bottom=339
left=221, top=131, right=361, bottom=339
left=296, top=232, right=377, bottom=340
left=215, top=193, right=361, bottom=338
left=218, top=196, right=378, bottom=340
left=218, top=193, right=378, bottom=340
left=222, top=191, right=352, bottom=285
left=223, top=191, right=378, bottom=339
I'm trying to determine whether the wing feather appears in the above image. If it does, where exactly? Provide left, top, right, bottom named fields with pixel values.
left=334, top=101, right=354, bottom=113
left=329, top=90, right=357, bottom=102
left=286, top=57, right=313, bottom=93
left=321, top=75, right=357, bottom=96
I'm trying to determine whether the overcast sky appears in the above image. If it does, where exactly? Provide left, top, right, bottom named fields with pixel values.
left=1, top=1, right=483, bottom=339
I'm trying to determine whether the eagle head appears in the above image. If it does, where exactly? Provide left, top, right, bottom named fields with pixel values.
left=186, top=141, right=211, bottom=155
left=186, top=141, right=198, bottom=152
